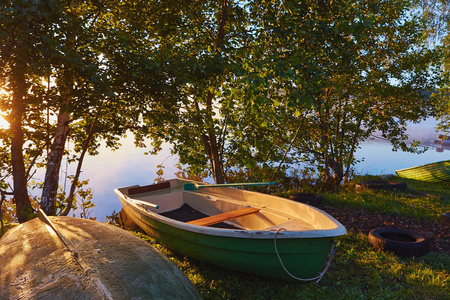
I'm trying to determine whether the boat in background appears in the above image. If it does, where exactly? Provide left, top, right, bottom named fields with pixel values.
left=0, top=210, right=201, bottom=299
left=435, top=134, right=450, bottom=145
left=395, top=160, right=450, bottom=183
left=115, top=178, right=346, bottom=282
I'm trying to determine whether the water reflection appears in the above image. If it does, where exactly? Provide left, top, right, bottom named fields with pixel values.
left=77, top=141, right=178, bottom=221
left=80, top=119, right=448, bottom=221
left=356, top=118, right=449, bottom=175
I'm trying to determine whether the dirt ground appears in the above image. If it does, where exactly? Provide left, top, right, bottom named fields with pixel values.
left=323, top=205, right=450, bottom=254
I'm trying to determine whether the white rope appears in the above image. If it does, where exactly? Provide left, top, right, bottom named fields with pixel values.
left=274, top=228, right=338, bottom=283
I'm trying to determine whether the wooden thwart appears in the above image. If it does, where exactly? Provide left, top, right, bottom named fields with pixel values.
left=187, top=207, right=260, bottom=226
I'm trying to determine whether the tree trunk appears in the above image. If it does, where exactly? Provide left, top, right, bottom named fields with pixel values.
left=40, top=7, right=77, bottom=216
left=205, top=91, right=225, bottom=184
left=324, top=157, right=344, bottom=190
left=40, top=101, right=71, bottom=216
left=61, top=118, right=97, bottom=216
left=10, top=57, right=33, bottom=223
left=208, top=131, right=225, bottom=184
left=11, top=114, right=32, bottom=223
left=206, top=0, right=227, bottom=185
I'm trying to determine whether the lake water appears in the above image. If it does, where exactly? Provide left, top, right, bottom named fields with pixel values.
left=71, top=118, right=449, bottom=221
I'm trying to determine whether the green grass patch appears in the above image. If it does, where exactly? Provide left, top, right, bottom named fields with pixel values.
left=130, top=231, right=449, bottom=299
left=323, top=177, right=449, bottom=221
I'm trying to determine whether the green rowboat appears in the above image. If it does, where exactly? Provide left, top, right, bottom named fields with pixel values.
left=115, top=178, right=346, bottom=282
left=395, top=160, right=450, bottom=183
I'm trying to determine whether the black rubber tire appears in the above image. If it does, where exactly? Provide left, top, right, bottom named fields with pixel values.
left=368, top=227, right=430, bottom=257
left=289, top=193, right=324, bottom=207
left=440, top=212, right=450, bottom=227
left=355, top=181, right=407, bottom=192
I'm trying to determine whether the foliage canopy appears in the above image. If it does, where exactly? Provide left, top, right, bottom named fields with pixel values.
left=0, top=0, right=448, bottom=222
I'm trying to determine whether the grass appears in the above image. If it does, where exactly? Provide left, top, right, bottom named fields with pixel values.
left=130, top=176, right=449, bottom=299
left=1, top=176, right=448, bottom=299
left=324, top=177, right=449, bottom=222
left=133, top=231, right=449, bottom=299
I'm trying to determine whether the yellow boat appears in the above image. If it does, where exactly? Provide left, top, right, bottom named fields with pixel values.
left=396, top=160, right=450, bottom=183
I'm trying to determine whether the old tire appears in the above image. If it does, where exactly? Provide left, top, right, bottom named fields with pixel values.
left=355, top=181, right=407, bottom=192
left=289, top=193, right=324, bottom=207
left=440, top=212, right=450, bottom=227
left=368, top=227, right=430, bottom=257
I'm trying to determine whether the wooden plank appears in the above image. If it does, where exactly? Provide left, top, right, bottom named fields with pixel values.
left=187, top=207, right=260, bottom=226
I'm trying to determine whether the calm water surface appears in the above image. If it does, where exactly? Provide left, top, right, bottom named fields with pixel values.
left=77, top=119, right=449, bottom=221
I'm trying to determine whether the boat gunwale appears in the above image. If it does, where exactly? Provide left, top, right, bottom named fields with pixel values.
left=114, top=185, right=347, bottom=239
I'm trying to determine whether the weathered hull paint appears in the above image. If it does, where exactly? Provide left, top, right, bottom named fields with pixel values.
left=0, top=216, right=201, bottom=299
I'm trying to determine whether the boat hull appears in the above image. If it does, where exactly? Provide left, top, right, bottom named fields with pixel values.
left=0, top=216, right=201, bottom=299
left=125, top=205, right=334, bottom=282
left=118, top=179, right=345, bottom=282
left=396, top=160, right=450, bottom=183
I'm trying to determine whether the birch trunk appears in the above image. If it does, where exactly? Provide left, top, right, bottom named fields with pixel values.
left=40, top=101, right=71, bottom=215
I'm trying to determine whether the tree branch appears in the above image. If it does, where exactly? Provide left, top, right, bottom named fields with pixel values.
left=61, top=116, right=98, bottom=216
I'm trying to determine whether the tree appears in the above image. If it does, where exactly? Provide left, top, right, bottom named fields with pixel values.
left=147, top=0, right=443, bottom=188
left=242, top=0, right=443, bottom=188
left=0, top=0, right=180, bottom=220
left=416, top=0, right=450, bottom=135
left=416, top=0, right=450, bottom=41
left=433, top=87, right=450, bottom=135
left=148, top=0, right=260, bottom=184
left=0, top=0, right=55, bottom=222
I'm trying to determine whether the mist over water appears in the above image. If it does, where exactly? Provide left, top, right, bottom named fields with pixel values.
left=356, top=118, right=449, bottom=175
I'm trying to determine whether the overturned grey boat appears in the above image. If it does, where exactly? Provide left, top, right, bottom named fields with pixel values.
left=0, top=210, right=200, bottom=299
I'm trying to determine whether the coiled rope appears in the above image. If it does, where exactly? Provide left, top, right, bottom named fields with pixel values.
left=274, top=228, right=339, bottom=283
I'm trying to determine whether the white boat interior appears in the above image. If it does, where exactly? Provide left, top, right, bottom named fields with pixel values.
left=115, top=179, right=346, bottom=237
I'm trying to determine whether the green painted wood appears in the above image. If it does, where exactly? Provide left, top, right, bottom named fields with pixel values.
left=116, top=178, right=346, bottom=282
left=126, top=205, right=334, bottom=282
left=395, top=160, right=450, bottom=183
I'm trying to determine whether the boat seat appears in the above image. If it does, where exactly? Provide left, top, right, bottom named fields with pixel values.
left=187, top=207, right=260, bottom=226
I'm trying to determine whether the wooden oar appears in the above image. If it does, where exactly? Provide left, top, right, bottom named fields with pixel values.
left=37, top=209, right=90, bottom=272
left=126, top=197, right=160, bottom=209
left=184, top=182, right=275, bottom=191
left=37, top=209, right=113, bottom=295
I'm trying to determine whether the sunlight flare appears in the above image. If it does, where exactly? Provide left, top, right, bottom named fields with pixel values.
left=0, top=115, right=9, bottom=129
